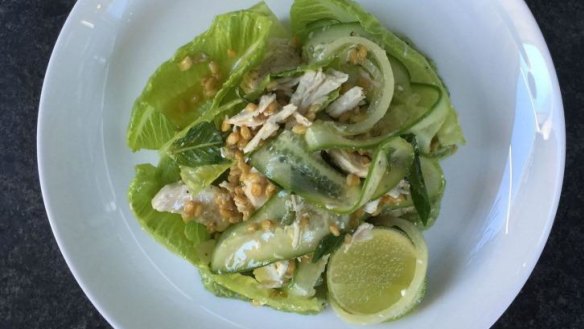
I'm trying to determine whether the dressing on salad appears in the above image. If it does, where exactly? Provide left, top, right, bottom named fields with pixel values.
left=127, top=0, right=464, bottom=324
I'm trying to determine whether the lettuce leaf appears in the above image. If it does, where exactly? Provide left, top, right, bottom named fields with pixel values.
left=128, top=157, right=209, bottom=265
left=180, top=162, right=232, bottom=195
left=127, top=8, right=277, bottom=151
left=198, top=266, right=326, bottom=314
left=128, top=159, right=324, bottom=313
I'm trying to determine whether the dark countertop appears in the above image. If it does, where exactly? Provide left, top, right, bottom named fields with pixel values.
left=0, top=0, right=582, bottom=328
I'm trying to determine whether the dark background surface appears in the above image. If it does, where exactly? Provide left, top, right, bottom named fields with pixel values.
left=0, top=0, right=582, bottom=328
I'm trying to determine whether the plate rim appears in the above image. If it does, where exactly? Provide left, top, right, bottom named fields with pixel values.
left=37, top=0, right=566, bottom=328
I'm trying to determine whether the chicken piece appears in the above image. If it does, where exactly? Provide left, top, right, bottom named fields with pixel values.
left=226, top=94, right=277, bottom=128
left=326, top=86, right=365, bottom=118
left=290, top=69, right=348, bottom=112
left=327, top=149, right=370, bottom=178
left=152, top=183, right=238, bottom=232
left=243, top=104, right=298, bottom=153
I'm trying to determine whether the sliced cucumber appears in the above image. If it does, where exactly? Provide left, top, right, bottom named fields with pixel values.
left=287, top=255, right=329, bottom=298
left=305, top=83, right=441, bottom=151
left=305, top=36, right=395, bottom=136
left=251, top=131, right=361, bottom=206
left=303, top=22, right=463, bottom=156
left=250, top=131, right=413, bottom=213
left=211, top=191, right=350, bottom=273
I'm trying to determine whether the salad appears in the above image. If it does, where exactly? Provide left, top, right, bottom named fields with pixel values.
left=127, top=0, right=464, bottom=324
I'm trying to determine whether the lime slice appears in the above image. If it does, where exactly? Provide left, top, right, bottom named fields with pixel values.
left=327, top=219, right=428, bottom=324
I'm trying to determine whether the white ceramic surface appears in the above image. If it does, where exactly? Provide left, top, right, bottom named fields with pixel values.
left=38, top=0, right=565, bottom=328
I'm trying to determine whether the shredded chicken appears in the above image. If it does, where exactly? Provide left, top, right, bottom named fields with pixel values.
left=290, top=69, right=348, bottom=112
left=344, top=223, right=374, bottom=252
left=243, top=104, right=298, bottom=153
left=151, top=182, right=192, bottom=214
left=363, top=198, right=381, bottom=214
left=152, top=183, right=238, bottom=232
left=387, top=179, right=411, bottom=198
left=326, top=86, right=365, bottom=118
left=328, top=149, right=370, bottom=178
left=226, top=94, right=276, bottom=128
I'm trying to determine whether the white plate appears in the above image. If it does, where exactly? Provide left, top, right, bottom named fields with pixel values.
left=38, top=0, right=565, bottom=328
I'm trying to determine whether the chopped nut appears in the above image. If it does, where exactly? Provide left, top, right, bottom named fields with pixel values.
left=266, top=101, right=279, bottom=115
left=178, top=56, right=192, bottom=71
left=219, top=207, right=234, bottom=219
left=329, top=224, right=340, bottom=236
left=357, top=45, right=368, bottom=60
left=226, top=131, right=240, bottom=145
left=182, top=200, right=197, bottom=217
left=264, top=184, right=276, bottom=198
left=346, top=174, right=361, bottom=187
left=221, top=116, right=231, bottom=132
left=381, top=194, right=405, bottom=205
left=237, top=138, right=247, bottom=150
left=292, top=125, right=307, bottom=135
left=227, top=48, right=237, bottom=58
left=202, top=76, right=219, bottom=98
left=251, top=183, right=263, bottom=197
left=240, top=126, right=252, bottom=140
left=247, top=223, right=259, bottom=233
left=360, top=156, right=372, bottom=165
left=261, top=219, right=275, bottom=231
left=208, top=61, right=220, bottom=75
left=245, top=103, right=258, bottom=112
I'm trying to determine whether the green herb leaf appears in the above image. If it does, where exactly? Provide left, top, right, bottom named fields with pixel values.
left=167, top=121, right=224, bottom=167
left=403, top=134, right=431, bottom=225
left=313, top=233, right=346, bottom=263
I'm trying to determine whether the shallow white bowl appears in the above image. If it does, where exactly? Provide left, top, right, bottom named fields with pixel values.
left=38, top=0, right=565, bottom=328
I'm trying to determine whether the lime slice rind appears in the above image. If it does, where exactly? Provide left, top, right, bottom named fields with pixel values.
left=327, top=219, right=428, bottom=324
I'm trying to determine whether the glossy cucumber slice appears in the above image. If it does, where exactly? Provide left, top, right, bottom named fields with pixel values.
left=250, top=131, right=361, bottom=207
left=287, top=255, right=329, bottom=298
left=250, top=131, right=413, bottom=213
left=305, top=83, right=441, bottom=151
left=210, top=192, right=350, bottom=273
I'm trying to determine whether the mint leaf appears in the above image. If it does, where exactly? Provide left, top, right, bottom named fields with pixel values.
left=167, top=121, right=224, bottom=167
left=403, top=134, right=431, bottom=225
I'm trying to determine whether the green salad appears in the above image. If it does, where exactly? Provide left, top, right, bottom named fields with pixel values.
left=127, top=0, right=464, bottom=324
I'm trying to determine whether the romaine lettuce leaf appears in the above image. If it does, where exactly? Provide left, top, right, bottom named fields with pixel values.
left=180, top=162, right=232, bottom=195
left=198, top=266, right=326, bottom=314
left=127, top=8, right=277, bottom=151
left=128, top=157, right=209, bottom=265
